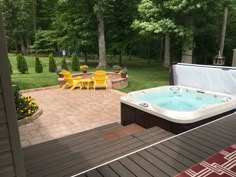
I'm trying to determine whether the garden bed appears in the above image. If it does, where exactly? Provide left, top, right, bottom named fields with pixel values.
left=58, top=72, right=128, bottom=89
left=18, top=109, right=43, bottom=127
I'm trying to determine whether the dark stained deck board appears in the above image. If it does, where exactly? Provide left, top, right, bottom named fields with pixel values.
left=166, top=138, right=210, bottom=160
left=109, top=161, right=136, bottom=177
left=195, top=126, right=236, bottom=143
left=119, top=157, right=153, bottom=177
left=138, top=150, right=179, bottom=177
left=26, top=135, right=134, bottom=169
left=81, top=114, right=236, bottom=177
left=24, top=124, right=173, bottom=177
left=154, top=144, right=196, bottom=167
left=187, top=130, right=232, bottom=149
left=210, top=122, right=236, bottom=134
left=133, top=126, right=165, bottom=137
left=146, top=147, right=187, bottom=172
left=181, top=133, right=222, bottom=151
left=138, top=131, right=174, bottom=144
left=24, top=122, right=122, bottom=155
left=86, top=169, right=103, bottom=177
left=97, top=165, right=119, bottom=177
left=128, top=153, right=169, bottom=177
left=27, top=138, right=145, bottom=177
left=174, top=135, right=216, bottom=155
left=57, top=141, right=145, bottom=177
left=134, top=126, right=174, bottom=144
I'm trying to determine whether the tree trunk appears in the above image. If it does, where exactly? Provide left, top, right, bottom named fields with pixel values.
left=96, top=12, right=108, bottom=69
left=26, top=36, right=31, bottom=55
left=19, top=34, right=26, bottom=55
left=181, top=16, right=193, bottom=64
left=15, top=38, right=19, bottom=53
left=119, top=51, right=122, bottom=66
left=33, top=0, right=37, bottom=55
left=160, top=35, right=164, bottom=61
left=84, top=50, right=88, bottom=65
left=163, top=33, right=170, bottom=68
left=219, top=7, right=228, bottom=55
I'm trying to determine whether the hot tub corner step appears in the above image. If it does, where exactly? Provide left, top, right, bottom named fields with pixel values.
left=103, top=123, right=145, bottom=141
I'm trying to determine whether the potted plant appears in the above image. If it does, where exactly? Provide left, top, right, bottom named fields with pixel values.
left=80, top=65, right=89, bottom=73
left=112, top=65, right=121, bottom=73
left=120, top=67, right=128, bottom=78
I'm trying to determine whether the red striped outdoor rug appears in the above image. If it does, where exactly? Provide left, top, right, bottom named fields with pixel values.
left=176, top=144, right=236, bottom=177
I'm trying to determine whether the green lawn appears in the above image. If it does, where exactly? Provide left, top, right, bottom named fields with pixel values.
left=9, top=54, right=169, bottom=92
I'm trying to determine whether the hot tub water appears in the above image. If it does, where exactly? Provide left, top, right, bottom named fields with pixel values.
left=135, top=87, right=224, bottom=111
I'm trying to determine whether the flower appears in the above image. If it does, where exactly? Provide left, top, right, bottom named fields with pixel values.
left=80, top=65, right=89, bottom=70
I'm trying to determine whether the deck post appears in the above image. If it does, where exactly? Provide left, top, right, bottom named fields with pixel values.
left=0, top=10, right=26, bottom=177
left=232, top=49, right=236, bottom=67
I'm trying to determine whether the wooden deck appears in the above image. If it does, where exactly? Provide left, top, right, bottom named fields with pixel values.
left=23, top=123, right=173, bottom=177
left=77, top=113, right=236, bottom=177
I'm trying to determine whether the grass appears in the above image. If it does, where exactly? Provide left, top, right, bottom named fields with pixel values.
left=9, top=54, right=169, bottom=92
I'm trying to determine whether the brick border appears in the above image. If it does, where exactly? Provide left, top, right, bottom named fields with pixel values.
left=21, top=86, right=60, bottom=93
left=17, top=109, right=43, bottom=127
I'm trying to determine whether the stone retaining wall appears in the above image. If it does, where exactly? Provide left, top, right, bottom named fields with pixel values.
left=18, top=109, right=43, bottom=127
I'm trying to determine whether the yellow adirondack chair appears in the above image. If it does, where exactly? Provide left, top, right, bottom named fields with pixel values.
left=92, top=70, right=108, bottom=90
left=61, top=73, right=82, bottom=90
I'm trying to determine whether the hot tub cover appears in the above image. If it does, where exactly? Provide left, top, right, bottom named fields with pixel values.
left=172, top=64, right=236, bottom=94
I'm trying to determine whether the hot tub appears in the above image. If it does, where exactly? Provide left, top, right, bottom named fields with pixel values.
left=121, top=86, right=236, bottom=134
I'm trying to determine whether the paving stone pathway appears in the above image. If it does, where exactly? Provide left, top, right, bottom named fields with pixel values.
left=19, top=87, right=126, bottom=147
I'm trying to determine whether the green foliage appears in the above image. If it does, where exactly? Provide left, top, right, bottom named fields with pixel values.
left=61, top=57, right=68, bottom=70
left=8, top=58, right=13, bottom=74
left=35, top=57, right=43, bottom=73
left=48, top=53, right=57, bottom=72
left=16, top=54, right=28, bottom=74
left=13, top=85, right=38, bottom=120
left=112, top=65, right=121, bottom=70
left=71, top=54, right=80, bottom=71
left=33, top=30, right=58, bottom=53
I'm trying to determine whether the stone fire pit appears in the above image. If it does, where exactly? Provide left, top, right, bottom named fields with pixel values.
left=58, top=72, right=128, bottom=89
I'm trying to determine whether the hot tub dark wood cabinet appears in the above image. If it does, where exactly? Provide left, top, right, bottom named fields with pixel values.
left=121, top=103, right=235, bottom=134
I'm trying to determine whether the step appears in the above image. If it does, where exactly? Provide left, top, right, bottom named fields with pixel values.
left=103, top=123, right=145, bottom=141
left=23, top=122, right=122, bottom=158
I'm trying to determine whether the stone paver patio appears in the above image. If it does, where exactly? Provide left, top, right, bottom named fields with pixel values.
left=19, top=87, right=126, bottom=147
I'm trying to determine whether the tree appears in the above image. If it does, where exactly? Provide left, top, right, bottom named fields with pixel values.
left=61, top=57, right=68, bottom=70
left=133, top=0, right=233, bottom=65
left=35, top=57, right=43, bottom=73
left=2, top=0, right=34, bottom=54
left=16, top=54, right=28, bottom=74
left=94, top=1, right=109, bottom=69
left=8, top=58, right=13, bottom=74
left=71, top=54, right=80, bottom=71
left=219, top=7, right=228, bottom=55
left=105, top=0, right=139, bottom=66
left=53, top=0, right=97, bottom=63
left=48, top=53, right=57, bottom=72
left=32, top=30, right=58, bottom=53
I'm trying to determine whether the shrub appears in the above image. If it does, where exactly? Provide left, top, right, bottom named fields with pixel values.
left=13, top=85, right=38, bottom=120
left=71, top=54, right=80, bottom=71
left=35, top=57, right=43, bottom=73
left=16, top=54, right=28, bottom=74
left=8, top=58, right=12, bottom=74
left=61, top=57, right=68, bottom=70
left=49, top=53, right=57, bottom=72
